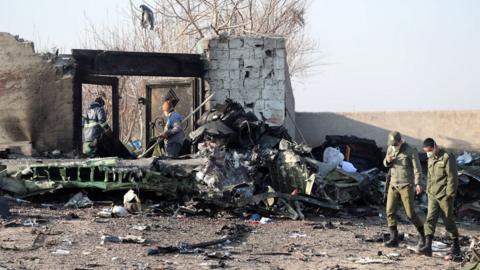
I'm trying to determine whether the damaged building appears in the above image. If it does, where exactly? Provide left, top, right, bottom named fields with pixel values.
left=0, top=32, right=323, bottom=215
left=0, top=30, right=397, bottom=223
left=0, top=32, right=295, bottom=155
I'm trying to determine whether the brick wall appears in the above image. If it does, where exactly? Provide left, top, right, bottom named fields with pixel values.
left=0, top=33, right=74, bottom=153
left=200, top=36, right=294, bottom=133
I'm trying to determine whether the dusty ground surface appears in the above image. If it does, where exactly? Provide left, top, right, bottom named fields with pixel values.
left=0, top=201, right=477, bottom=270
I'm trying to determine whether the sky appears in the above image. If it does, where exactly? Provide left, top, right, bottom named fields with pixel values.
left=1, top=0, right=479, bottom=112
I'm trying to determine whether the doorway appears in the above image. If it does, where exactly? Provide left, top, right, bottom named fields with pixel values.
left=144, top=78, right=205, bottom=147
left=79, top=75, right=120, bottom=143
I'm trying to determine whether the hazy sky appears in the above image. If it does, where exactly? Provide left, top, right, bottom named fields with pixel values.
left=1, top=0, right=479, bottom=112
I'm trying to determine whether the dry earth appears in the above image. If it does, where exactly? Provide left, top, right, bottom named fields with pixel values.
left=0, top=202, right=477, bottom=270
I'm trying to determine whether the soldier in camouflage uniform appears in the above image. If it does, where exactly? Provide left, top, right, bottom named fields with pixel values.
left=419, top=138, right=460, bottom=258
left=383, top=131, right=425, bottom=248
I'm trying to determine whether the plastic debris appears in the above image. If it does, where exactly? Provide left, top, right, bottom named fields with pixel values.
left=259, top=217, right=273, bottom=224
left=132, top=224, right=150, bottom=231
left=96, top=206, right=129, bottom=218
left=457, top=151, right=473, bottom=165
left=51, top=249, right=70, bottom=255
left=339, top=161, right=357, bottom=173
left=289, top=232, right=307, bottom=238
left=323, top=147, right=344, bottom=167
left=250, top=213, right=261, bottom=221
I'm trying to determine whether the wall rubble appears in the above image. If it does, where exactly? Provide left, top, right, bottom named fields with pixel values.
left=0, top=32, right=74, bottom=154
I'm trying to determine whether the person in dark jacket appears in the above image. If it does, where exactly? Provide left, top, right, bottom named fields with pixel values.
left=83, top=97, right=110, bottom=157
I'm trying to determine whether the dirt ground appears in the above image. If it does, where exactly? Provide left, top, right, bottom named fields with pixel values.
left=0, top=202, right=477, bottom=270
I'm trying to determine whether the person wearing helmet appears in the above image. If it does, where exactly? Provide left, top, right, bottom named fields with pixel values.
left=82, top=97, right=110, bottom=157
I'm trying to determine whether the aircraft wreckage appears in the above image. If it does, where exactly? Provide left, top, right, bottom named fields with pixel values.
left=0, top=99, right=419, bottom=219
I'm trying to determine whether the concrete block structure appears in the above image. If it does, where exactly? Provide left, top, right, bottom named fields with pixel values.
left=200, top=36, right=295, bottom=134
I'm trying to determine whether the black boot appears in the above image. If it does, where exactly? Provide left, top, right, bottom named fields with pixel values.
left=448, top=238, right=461, bottom=257
left=384, top=226, right=399, bottom=247
left=419, top=235, right=433, bottom=256
left=416, top=226, right=426, bottom=250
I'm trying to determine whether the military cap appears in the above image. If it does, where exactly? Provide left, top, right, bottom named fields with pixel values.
left=387, top=131, right=402, bottom=146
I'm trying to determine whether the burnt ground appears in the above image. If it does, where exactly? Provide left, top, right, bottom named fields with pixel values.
left=0, top=202, right=477, bottom=270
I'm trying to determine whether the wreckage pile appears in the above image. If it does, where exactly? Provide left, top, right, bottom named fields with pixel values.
left=1, top=99, right=479, bottom=223
left=456, top=152, right=480, bottom=221
left=0, top=99, right=386, bottom=221
left=187, top=99, right=385, bottom=219
left=463, top=235, right=480, bottom=270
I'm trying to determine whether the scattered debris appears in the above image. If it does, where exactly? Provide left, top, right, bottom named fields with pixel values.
left=51, top=249, right=70, bottom=255
left=101, top=234, right=146, bottom=245
left=463, top=236, right=480, bottom=270
left=205, top=251, right=232, bottom=260
left=97, top=206, right=129, bottom=218
left=312, top=221, right=336, bottom=230
left=259, top=217, right=273, bottom=224
left=288, top=232, right=307, bottom=239
left=131, top=224, right=150, bottom=231
left=100, top=234, right=121, bottom=244
left=313, top=135, right=384, bottom=171
left=147, top=224, right=251, bottom=255
left=64, top=192, right=93, bottom=208
left=353, top=257, right=395, bottom=265
left=120, top=235, right=146, bottom=244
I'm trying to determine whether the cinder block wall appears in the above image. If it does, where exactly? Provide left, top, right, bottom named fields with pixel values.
left=200, top=36, right=294, bottom=134
left=0, top=33, right=73, bottom=153
left=296, top=111, right=480, bottom=152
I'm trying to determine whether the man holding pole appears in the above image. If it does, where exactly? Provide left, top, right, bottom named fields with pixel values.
left=156, top=99, right=185, bottom=158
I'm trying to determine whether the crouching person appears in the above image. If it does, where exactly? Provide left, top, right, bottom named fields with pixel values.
left=383, top=131, right=425, bottom=249
left=419, top=138, right=460, bottom=258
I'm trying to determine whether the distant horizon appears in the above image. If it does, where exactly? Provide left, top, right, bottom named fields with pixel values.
left=1, top=0, right=478, bottom=112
